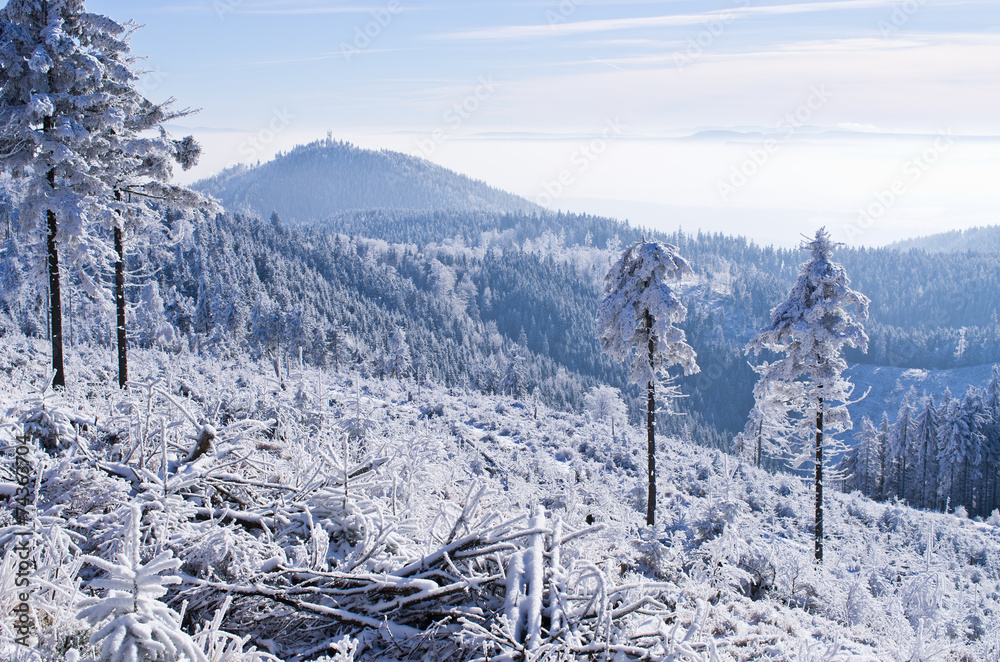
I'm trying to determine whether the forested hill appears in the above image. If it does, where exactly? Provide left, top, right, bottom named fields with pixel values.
left=194, top=138, right=541, bottom=222
left=889, top=225, right=1000, bottom=252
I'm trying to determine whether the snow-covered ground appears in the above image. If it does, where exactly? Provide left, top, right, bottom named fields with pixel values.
left=1, top=337, right=999, bottom=661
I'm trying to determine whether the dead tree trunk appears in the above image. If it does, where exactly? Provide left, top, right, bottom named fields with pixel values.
left=114, top=189, right=128, bottom=388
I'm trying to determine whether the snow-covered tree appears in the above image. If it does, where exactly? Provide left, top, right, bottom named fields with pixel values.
left=736, top=368, right=797, bottom=468
left=584, top=384, right=628, bottom=440
left=886, top=395, right=915, bottom=502
left=843, top=417, right=882, bottom=497
left=597, top=239, right=699, bottom=526
left=876, top=413, right=890, bottom=499
left=501, top=352, right=525, bottom=399
left=746, top=228, right=869, bottom=562
left=0, top=0, right=203, bottom=388
left=78, top=505, right=207, bottom=662
left=838, top=416, right=878, bottom=497
left=384, top=327, right=412, bottom=379
left=937, top=390, right=982, bottom=512
left=913, top=395, right=941, bottom=510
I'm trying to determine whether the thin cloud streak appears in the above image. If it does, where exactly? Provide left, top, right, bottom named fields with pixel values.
left=431, top=0, right=988, bottom=41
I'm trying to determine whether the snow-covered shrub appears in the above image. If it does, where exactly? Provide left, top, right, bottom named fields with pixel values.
left=78, top=505, right=207, bottom=662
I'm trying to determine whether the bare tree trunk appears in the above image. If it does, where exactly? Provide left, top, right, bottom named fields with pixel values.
left=815, top=395, right=824, bottom=563
left=645, top=311, right=656, bottom=527
left=45, top=151, right=65, bottom=389
left=756, top=418, right=763, bottom=468
left=114, top=189, right=128, bottom=388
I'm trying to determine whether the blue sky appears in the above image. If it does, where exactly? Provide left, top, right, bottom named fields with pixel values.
left=89, top=0, right=1000, bottom=246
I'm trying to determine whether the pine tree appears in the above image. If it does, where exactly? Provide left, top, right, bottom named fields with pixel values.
left=78, top=505, right=207, bottom=662
left=597, top=239, right=699, bottom=526
left=983, top=366, right=1000, bottom=513
left=502, top=352, right=525, bottom=399
left=886, top=395, right=915, bottom=502
left=737, top=368, right=796, bottom=469
left=843, top=417, right=881, bottom=497
left=877, top=413, right=890, bottom=499
left=746, top=228, right=869, bottom=562
left=384, top=327, right=412, bottom=379
left=0, top=0, right=203, bottom=388
left=913, top=395, right=941, bottom=510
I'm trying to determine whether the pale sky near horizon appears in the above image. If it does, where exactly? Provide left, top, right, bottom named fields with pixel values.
left=86, top=0, right=1000, bottom=247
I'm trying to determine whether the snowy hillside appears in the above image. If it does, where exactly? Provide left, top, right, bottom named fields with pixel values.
left=2, top=337, right=999, bottom=661
left=193, top=138, right=541, bottom=223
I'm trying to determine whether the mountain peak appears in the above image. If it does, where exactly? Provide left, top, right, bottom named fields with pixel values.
left=194, top=138, right=540, bottom=223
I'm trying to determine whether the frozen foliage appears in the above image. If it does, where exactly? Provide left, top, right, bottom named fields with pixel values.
left=597, top=239, right=699, bottom=387
left=746, top=228, right=869, bottom=455
left=584, top=385, right=628, bottom=426
left=77, top=505, right=206, bottom=662
left=1, top=335, right=996, bottom=661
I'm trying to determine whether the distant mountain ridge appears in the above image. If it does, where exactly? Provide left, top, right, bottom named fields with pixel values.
left=889, top=225, right=1000, bottom=252
left=194, top=138, right=541, bottom=223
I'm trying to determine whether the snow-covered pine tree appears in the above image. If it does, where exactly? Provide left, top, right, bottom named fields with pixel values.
left=736, top=369, right=796, bottom=469
left=0, top=0, right=204, bottom=389
left=78, top=505, right=207, bottom=662
left=886, top=395, right=915, bottom=502
left=913, top=395, right=941, bottom=510
left=983, top=366, right=1000, bottom=514
left=842, top=417, right=881, bottom=497
left=501, top=352, right=525, bottom=399
left=937, top=389, right=982, bottom=513
left=876, top=413, right=890, bottom=499
left=746, top=228, right=869, bottom=562
left=597, top=239, right=699, bottom=526
left=384, top=327, right=412, bottom=379
left=1, top=0, right=102, bottom=387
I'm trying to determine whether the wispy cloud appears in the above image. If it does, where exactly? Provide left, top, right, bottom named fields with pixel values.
left=431, top=0, right=986, bottom=41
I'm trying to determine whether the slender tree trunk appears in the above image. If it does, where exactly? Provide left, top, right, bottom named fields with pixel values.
left=46, top=164, right=65, bottom=389
left=646, top=311, right=656, bottom=527
left=921, top=439, right=930, bottom=510
left=114, top=190, right=128, bottom=388
left=815, top=395, right=824, bottom=563
left=756, top=418, right=763, bottom=468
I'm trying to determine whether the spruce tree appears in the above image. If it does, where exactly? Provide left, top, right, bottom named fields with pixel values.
left=597, top=239, right=699, bottom=526
left=0, top=0, right=203, bottom=388
left=746, top=228, right=869, bottom=562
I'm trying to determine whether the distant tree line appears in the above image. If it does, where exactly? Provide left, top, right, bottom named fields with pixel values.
left=840, top=368, right=1000, bottom=518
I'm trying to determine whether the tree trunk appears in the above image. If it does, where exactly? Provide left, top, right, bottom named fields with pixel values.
left=46, top=162, right=65, bottom=389
left=756, top=418, right=763, bottom=468
left=115, top=191, right=128, bottom=388
left=646, top=311, right=656, bottom=527
left=815, top=396, right=824, bottom=563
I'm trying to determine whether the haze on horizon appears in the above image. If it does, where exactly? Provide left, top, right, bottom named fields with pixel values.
left=89, top=0, right=1000, bottom=248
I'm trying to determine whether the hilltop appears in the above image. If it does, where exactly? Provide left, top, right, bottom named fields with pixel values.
left=194, top=138, right=542, bottom=223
